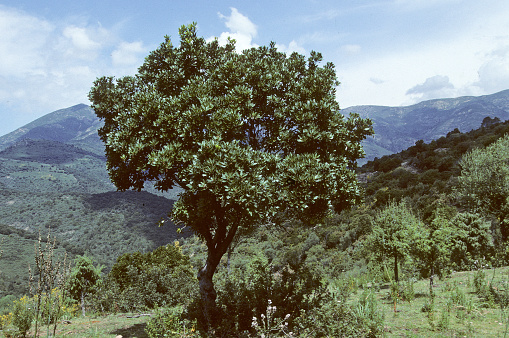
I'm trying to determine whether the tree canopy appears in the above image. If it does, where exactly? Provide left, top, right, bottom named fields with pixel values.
left=89, top=23, right=373, bottom=329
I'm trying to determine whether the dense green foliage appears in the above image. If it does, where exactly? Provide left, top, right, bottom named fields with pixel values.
left=91, top=243, right=197, bottom=313
left=366, top=201, right=422, bottom=282
left=360, top=119, right=509, bottom=220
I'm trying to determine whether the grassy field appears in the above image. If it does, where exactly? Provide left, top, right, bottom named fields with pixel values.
left=2, top=314, right=151, bottom=338
left=3, top=267, right=509, bottom=337
left=359, top=266, right=509, bottom=337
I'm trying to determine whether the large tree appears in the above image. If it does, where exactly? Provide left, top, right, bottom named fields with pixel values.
left=89, top=23, right=373, bottom=328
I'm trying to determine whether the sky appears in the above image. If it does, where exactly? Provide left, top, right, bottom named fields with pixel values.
left=1, top=0, right=509, bottom=136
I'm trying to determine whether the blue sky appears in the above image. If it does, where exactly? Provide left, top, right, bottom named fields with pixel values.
left=1, top=0, right=509, bottom=136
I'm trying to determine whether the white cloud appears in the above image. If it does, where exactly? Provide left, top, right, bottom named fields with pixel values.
left=0, top=6, right=54, bottom=77
left=63, top=26, right=101, bottom=51
left=215, top=8, right=258, bottom=52
left=473, top=47, right=509, bottom=94
left=276, top=40, right=306, bottom=55
left=112, top=41, right=147, bottom=68
left=406, top=75, right=455, bottom=101
left=0, top=5, right=146, bottom=134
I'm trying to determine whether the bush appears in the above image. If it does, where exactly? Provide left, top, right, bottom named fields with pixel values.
left=93, top=242, right=198, bottom=312
left=145, top=305, right=198, bottom=338
left=295, top=287, right=384, bottom=337
left=214, top=253, right=324, bottom=335
left=11, top=295, right=34, bottom=338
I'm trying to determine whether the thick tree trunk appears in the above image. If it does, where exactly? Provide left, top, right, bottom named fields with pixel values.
left=198, top=261, right=220, bottom=330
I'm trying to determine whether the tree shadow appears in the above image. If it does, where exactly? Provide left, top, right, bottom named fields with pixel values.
left=110, top=322, right=149, bottom=338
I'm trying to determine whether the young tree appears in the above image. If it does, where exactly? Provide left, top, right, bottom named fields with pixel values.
left=415, top=207, right=454, bottom=291
left=67, top=255, right=103, bottom=317
left=367, top=200, right=422, bottom=283
left=89, top=23, right=373, bottom=328
left=449, top=212, right=493, bottom=270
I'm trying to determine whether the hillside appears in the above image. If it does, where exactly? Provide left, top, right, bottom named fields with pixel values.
left=0, top=108, right=187, bottom=297
left=347, top=89, right=509, bottom=161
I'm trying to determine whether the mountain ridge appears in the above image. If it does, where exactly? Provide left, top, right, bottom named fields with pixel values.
left=345, top=89, right=509, bottom=160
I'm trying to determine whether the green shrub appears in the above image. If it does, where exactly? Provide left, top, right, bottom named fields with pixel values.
left=214, top=253, right=324, bottom=335
left=93, top=242, right=198, bottom=313
left=11, top=295, right=34, bottom=338
left=295, top=287, right=384, bottom=337
left=145, top=305, right=198, bottom=338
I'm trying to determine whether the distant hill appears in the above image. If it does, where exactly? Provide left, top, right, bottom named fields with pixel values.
left=0, top=104, right=104, bottom=155
left=345, top=89, right=509, bottom=161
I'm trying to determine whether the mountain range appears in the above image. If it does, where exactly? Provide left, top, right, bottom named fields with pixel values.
left=347, top=89, right=509, bottom=161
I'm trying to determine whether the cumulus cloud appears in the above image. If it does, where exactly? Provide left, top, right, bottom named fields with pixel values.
left=406, top=75, right=454, bottom=95
left=0, top=6, right=54, bottom=77
left=215, top=8, right=258, bottom=52
left=112, top=41, right=147, bottom=69
left=473, top=47, right=509, bottom=94
left=406, top=75, right=456, bottom=101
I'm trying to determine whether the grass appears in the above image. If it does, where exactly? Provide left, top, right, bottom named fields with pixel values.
left=349, top=266, right=509, bottom=337
left=3, top=268, right=509, bottom=337
left=2, top=314, right=151, bottom=338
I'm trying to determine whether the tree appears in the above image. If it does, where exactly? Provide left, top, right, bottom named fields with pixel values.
left=367, top=200, right=422, bottom=283
left=449, top=212, right=493, bottom=270
left=456, top=134, right=509, bottom=238
left=67, top=255, right=103, bottom=317
left=415, top=207, right=454, bottom=290
left=89, top=23, right=373, bottom=328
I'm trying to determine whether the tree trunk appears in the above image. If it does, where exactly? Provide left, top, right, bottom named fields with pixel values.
left=195, top=203, right=240, bottom=331
left=81, top=290, right=86, bottom=317
left=394, top=253, right=399, bottom=283
left=198, top=261, right=220, bottom=330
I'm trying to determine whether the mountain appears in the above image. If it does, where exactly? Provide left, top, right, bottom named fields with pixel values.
left=345, top=89, right=509, bottom=161
left=0, top=104, right=104, bottom=155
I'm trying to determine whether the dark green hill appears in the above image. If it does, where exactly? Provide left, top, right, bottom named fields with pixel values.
left=0, top=139, right=104, bottom=164
left=358, top=116, right=509, bottom=221
left=0, top=106, right=186, bottom=297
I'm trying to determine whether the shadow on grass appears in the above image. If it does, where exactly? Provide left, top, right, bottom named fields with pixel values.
left=414, top=292, right=430, bottom=298
left=110, top=322, right=149, bottom=338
